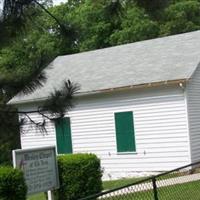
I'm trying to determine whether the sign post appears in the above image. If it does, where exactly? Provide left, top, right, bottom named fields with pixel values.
left=12, top=146, right=59, bottom=199
left=48, top=191, right=54, bottom=200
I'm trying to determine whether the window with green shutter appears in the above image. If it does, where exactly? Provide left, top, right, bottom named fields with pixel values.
left=114, top=111, right=136, bottom=153
left=55, top=117, right=73, bottom=154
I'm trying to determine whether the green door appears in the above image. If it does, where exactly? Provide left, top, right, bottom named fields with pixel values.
left=114, top=111, right=136, bottom=152
left=55, top=117, right=73, bottom=154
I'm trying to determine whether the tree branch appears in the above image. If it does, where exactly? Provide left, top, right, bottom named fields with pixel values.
left=23, top=113, right=47, bottom=133
left=37, top=107, right=54, bottom=121
left=32, top=0, right=69, bottom=35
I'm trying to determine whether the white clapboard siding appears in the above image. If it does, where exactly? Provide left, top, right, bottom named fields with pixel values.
left=18, top=105, right=57, bottom=149
left=186, top=64, right=200, bottom=163
left=19, top=86, right=190, bottom=180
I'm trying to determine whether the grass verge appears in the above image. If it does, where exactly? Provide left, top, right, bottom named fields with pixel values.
left=104, top=180, right=200, bottom=200
left=27, top=192, right=46, bottom=200
left=27, top=176, right=200, bottom=200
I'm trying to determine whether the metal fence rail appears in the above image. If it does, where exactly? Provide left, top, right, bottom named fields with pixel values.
left=79, top=161, right=200, bottom=200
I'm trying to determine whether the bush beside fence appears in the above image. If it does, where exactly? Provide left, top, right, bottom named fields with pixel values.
left=55, top=153, right=102, bottom=200
left=0, top=166, right=27, bottom=200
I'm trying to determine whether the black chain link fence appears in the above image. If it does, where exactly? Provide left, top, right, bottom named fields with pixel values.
left=79, top=161, right=200, bottom=200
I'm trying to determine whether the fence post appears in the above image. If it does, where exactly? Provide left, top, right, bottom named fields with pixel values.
left=152, top=177, right=159, bottom=200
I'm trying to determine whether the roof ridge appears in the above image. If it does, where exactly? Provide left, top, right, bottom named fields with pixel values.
left=57, top=30, right=200, bottom=59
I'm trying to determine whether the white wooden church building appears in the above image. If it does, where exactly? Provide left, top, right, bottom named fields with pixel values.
left=9, top=31, right=200, bottom=180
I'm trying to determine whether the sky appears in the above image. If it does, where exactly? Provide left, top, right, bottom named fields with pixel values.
left=0, top=0, right=68, bottom=11
left=0, top=0, right=68, bottom=20
left=53, top=0, right=68, bottom=5
left=0, top=0, right=3, bottom=11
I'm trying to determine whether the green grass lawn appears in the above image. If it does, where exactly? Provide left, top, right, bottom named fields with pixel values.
left=27, top=177, right=142, bottom=200
left=103, top=177, right=144, bottom=190
left=27, top=177, right=200, bottom=200
left=102, top=173, right=181, bottom=191
left=104, top=180, right=200, bottom=200
left=102, top=172, right=182, bottom=191
left=158, top=180, right=200, bottom=200
left=27, top=193, right=46, bottom=200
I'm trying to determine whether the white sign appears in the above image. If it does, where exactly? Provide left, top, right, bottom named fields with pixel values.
left=12, top=146, right=59, bottom=195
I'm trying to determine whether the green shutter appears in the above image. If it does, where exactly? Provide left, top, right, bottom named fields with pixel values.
left=55, top=117, right=73, bottom=154
left=114, top=111, right=136, bottom=152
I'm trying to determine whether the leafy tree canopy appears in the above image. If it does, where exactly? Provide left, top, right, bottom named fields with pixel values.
left=160, top=0, right=200, bottom=35
left=109, top=5, right=159, bottom=45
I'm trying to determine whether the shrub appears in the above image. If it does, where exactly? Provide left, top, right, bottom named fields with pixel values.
left=0, top=166, right=27, bottom=200
left=55, top=153, right=102, bottom=200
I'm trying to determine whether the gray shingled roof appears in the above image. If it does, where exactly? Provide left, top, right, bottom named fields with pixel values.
left=9, top=31, right=200, bottom=104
